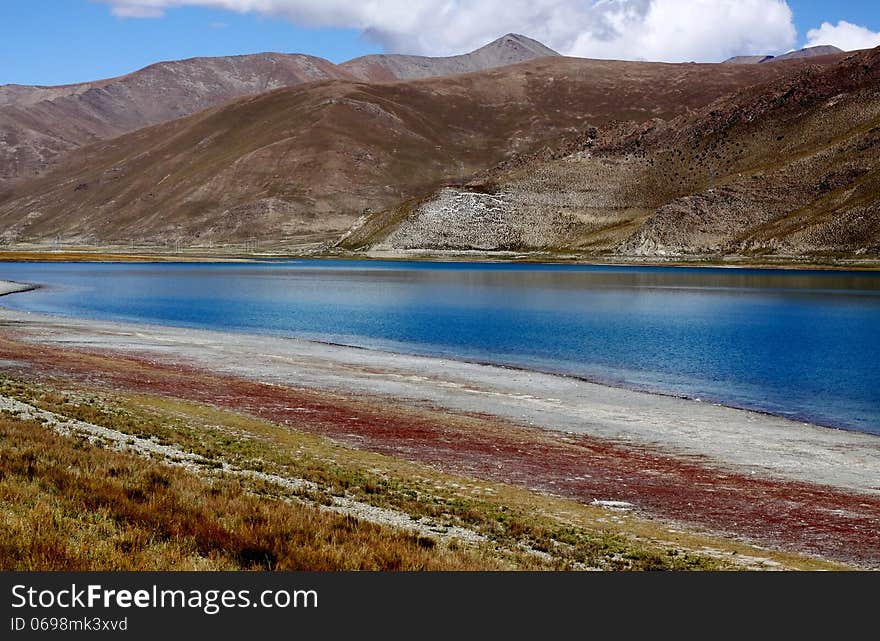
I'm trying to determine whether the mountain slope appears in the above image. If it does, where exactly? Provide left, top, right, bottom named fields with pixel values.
left=345, top=48, right=879, bottom=259
left=0, top=53, right=347, bottom=109
left=723, top=45, right=843, bottom=64
left=0, top=53, right=350, bottom=182
left=0, top=56, right=809, bottom=248
left=0, top=34, right=561, bottom=184
left=773, top=45, right=844, bottom=62
left=339, top=34, right=559, bottom=81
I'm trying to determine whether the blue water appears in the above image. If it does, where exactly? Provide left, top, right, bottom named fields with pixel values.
left=1, top=260, right=879, bottom=435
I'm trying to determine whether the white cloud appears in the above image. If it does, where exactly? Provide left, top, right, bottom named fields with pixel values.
left=567, top=0, right=796, bottom=62
left=111, top=4, right=165, bottom=18
left=96, top=0, right=798, bottom=62
left=108, top=0, right=165, bottom=18
left=805, top=21, right=880, bottom=52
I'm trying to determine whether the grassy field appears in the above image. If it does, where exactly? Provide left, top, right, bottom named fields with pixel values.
left=0, top=373, right=847, bottom=572
left=0, top=411, right=507, bottom=571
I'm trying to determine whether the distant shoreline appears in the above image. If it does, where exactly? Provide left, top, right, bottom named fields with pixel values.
left=1, top=249, right=879, bottom=272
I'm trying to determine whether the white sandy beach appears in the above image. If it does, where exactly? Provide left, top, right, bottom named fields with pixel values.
left=0, top=279, right=877, bottom=495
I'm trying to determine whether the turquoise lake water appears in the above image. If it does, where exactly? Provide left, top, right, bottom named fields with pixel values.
left=1, top=260, right=878, bottom=434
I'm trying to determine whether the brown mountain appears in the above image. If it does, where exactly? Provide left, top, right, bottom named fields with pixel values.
left=345, top=48, right=879, bottom=260
left=0, top=55, right=811, bottom=248
left=0, top=53, right=349, bottom=182
left=722, top=55, right=776, bottom=65
left=723, top=45, right=843, bottom=64
left=0, top=35, right=559, bottom=184
left=773, top=45, right=844, bottom=61
left=339, top=34, right=559, bottom=81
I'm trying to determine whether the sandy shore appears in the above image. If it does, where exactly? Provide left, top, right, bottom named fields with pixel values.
left=0, top=280, right=877, bottom=496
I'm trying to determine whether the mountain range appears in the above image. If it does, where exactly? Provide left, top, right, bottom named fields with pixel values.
left=0, top=34, right=557, bottom=182
left=0, top=35, right=876, bottom=262
left=345, top=46, right=878, bottom=259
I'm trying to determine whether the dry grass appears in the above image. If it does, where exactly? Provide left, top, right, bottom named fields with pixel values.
left=117, top=393, right=843, bottom=571
left=0, top=371, right=850, bottom=571
left=0, top=411, right=501, bottom=571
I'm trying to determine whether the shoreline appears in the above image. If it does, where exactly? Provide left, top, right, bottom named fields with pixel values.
left=2, top=352, right=862, bottom=571
left=337, top=249, right=880, bottom=273
left=308, top=337, right=862, bottom=436
left=0, top=282, right=877, bottom=496
left=1, top=249, right=879, bottom=272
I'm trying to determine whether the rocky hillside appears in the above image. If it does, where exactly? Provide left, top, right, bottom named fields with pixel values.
left=343, top=47, right=879, bottom=260
left=0, top=55, right=804, bottom=248
left=0, top=35, right=559, bottom=184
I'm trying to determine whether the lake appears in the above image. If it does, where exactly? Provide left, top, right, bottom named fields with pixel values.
left=1, top=260, right=878, bottom=434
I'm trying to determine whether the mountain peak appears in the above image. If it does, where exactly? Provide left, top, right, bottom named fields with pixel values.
left=723, top=45, right=844, bottom=65
left=482, top=33, right=561, bottom=58
left=773, top=45, right=844, bottom=61
left=340, top=33, right=559, bottom=81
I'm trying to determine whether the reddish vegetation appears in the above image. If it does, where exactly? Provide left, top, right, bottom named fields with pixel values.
left=0, top=335, right=877, bottom=567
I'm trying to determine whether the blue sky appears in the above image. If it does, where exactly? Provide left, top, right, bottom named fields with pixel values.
left=1, top=0, right=878, bottom=86
left=0, top=1, right=381, bottom=85
left=792, top=0, right=877, bottom=33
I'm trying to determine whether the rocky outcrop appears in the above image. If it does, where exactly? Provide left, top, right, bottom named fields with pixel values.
left=378, top=190, right=519, bottom=250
